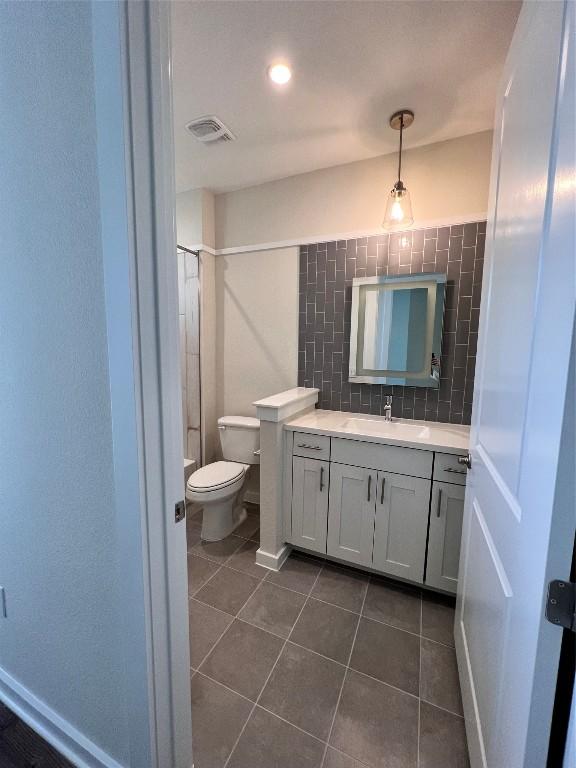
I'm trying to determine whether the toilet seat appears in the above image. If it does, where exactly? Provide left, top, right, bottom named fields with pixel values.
left=187, top=460, right=247, bottom=493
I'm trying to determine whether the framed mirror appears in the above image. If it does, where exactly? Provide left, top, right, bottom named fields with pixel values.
left=349, top=273, right=446, bottom=387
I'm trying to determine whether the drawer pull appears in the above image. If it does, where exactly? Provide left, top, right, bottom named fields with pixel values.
left=367, top=474, right=372, bottom=502
left=458, top=454, right=472, bottom=469
left=380, top=477, right=385, bottom=505
left=445, top=467, right=466, bottom=475
left=320, top=466, right=325, bottom=492
left=436, top=488, right=443, bottom=518
left=297, top=443, right=323, bottom=451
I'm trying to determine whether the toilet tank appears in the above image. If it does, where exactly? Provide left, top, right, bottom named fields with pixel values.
left=218, top=416, right=260, bottom=464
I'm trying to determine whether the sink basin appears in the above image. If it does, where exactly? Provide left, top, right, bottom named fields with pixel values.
left=338, top=417, right=431, bottom=440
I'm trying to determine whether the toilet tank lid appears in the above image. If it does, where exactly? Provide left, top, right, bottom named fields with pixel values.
left=218, top=415, right=260, bottom=429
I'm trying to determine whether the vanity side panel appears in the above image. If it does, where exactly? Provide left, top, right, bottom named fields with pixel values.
left=282, top=429, right=294, bottom=540
left=331, top=438, right=433, bottom=479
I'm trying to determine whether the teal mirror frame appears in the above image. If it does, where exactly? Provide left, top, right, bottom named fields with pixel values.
left=348, top=272, right=446, bottom=387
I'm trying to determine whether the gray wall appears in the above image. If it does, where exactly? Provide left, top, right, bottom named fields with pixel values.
left=0, top=3, right=139, bottom=763
left=298, top=222, right=485, bottom=424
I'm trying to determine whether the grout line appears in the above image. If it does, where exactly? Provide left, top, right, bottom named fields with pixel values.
left=267, top=580, right=363, bottom=614
left=252, top=705, right=327, bottom=747
left=197, top=662, right=345, bottom=749
left=192, top=566, right=272, bottom=689
left=194, top=670, right=255, bottom=706
left=222, top=564, right=325, bottom=767
left=320, top=573, right=370, bottom=767
left=323, top=745, right=373, bottom=768
left=258, top=581, right=457, bottom=650
left=190, top=535, right=246, bottom=564
left=419, top=696, right=465, bottom=720
left=420, top=634, right=457, bottom=652
left=418, top=598, right=423, bottom=768
left=190, top=562, right=223, bottom=599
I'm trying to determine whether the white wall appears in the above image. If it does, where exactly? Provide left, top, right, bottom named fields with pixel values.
left=215, top=131, right=492, bottom=250
left=176, top=188, right=215, bottom=249
left=0, top=3, right=152, bottom=765
left=215, top=247, right=299, bottom=418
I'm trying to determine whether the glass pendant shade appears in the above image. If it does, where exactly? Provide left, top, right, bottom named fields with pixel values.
left=383, top=181, right=413, bottom=231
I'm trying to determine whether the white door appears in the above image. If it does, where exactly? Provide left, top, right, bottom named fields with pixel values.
left=455, top=3, right=575, bottom=768
left=426, top=481, right=465, bottom=594
left=372, top=472, right=430, bottom=583
left=327, top=464, right=376, bottom=566
left=291, top=457, right=329, bottom=553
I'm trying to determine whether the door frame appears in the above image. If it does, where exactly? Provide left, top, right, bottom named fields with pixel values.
left=0, top=4, right=192, bottom=767
left=112, top=3, right=192, bottom=767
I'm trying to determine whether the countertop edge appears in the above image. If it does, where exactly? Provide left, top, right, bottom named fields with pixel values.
left=283, top=420, right=469, bottom=455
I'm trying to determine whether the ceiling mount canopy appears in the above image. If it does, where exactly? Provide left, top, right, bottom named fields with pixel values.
left=383, top=109, right=415, bottom=231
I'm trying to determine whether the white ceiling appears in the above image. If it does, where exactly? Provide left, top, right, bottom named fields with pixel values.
left=171, top=0, right=520, bottom=194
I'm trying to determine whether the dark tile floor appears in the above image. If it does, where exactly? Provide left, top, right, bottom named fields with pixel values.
left=0, top=702, right=73, bottom=767
left=187, top=506, right=470, bottom=768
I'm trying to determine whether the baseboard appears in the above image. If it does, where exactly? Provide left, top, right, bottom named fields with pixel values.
left=454, top=619, right=487, bottom=768
left=255, top=544, right=291, bottom=572
left=0, top=672, right=123, bottom=768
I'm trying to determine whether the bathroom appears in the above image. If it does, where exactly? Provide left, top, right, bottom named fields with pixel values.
left=0, top=1, right=573, bottom=767
left=171, top=2, right=573, bottom=767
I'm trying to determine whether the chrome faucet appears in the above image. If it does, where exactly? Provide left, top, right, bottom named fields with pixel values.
left=383, top=395, right=393, bottom=422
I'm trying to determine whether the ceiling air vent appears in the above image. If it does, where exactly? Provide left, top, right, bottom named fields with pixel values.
left=185, top=115, right=236, bottom=144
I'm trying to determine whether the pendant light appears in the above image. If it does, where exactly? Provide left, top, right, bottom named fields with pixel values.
left=383, top=109, right=414, bottom=230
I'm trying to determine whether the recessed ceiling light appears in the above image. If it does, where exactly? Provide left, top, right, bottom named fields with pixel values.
left=268, top=63, right=292, bottom=85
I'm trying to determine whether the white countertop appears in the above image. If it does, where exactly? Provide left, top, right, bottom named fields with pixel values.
left=283, top=409, right=470, bottom=454
left=253, top=387, right=319, bottom=422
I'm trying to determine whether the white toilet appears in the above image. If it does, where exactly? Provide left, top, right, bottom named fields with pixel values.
left=186, top=415, right=260, bottom=541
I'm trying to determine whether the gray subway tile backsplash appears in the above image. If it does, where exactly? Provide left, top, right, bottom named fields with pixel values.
left=297, top=220, right=486, bottom=425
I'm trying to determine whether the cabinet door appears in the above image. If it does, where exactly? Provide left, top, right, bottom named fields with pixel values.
left=327, top=463, right=376, bottom=566
left=291, top=457, right=329, bottom=554
left=373, top=472, right=431, bottom=583
left=425, top=481, right=465, bottom=594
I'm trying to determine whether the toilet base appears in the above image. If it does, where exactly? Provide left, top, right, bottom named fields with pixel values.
left=201, top=502, right=247, bottom=542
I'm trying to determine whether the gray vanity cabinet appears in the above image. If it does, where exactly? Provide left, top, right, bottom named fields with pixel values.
left=425, top=481, right=465, bottom=594
left=286, top=430, right=468, bottom=592
left=290, top=457, right=329, bottom=554
left=372, top=472, right=431, bottom=582
left=327, top=464, right=377, bottom=566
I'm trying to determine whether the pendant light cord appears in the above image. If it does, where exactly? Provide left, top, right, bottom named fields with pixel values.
left=397, top=113, right=404, bottom=184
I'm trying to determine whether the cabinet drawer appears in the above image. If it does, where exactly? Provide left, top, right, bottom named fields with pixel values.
left=292, top=432, right=330, bottom=460
left=331, top=437, right=432, bottom=479
left=433, top=452, right=468, bottom=485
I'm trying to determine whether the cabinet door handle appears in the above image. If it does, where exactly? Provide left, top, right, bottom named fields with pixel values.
left=367, top=474, right=372, bottom=502
left=445, top=467, right=466, bottom=475
left=436, top=488, right=443, bottom=518
left=320, top=466, right=325, bottom=492
left=297, top=443, right=322, bottom=451
left=380, top=477, right=385, bottom=505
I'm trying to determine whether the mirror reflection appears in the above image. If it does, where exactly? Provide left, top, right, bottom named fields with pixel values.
left=349, top=273, right=446, bottom=387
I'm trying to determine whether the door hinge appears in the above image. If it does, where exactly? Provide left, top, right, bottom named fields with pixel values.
left=545, top=580, right=576, bottom=632
left=175, top=500, right=186, bottom=524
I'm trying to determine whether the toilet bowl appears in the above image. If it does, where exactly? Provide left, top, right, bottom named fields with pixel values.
left=186, top=415, right=259, bottom=541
